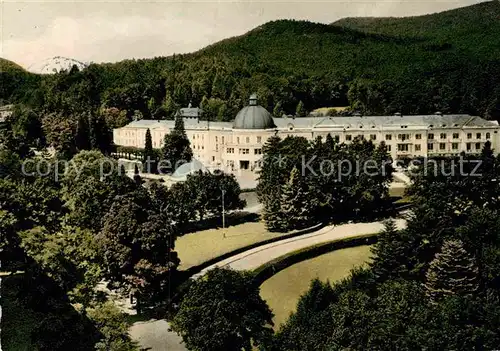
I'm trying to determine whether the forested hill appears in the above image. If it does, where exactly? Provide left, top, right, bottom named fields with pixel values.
left=1, top=1, right=499, bottom=128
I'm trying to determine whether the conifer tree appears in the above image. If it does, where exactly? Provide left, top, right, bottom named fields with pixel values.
left=75, top=114, right=90, bottom=151
left=296, top=100, right=307, bottom=117
left=262, top=191, right=286, bottom=232
left=370, top=220, right=408, bottom=280
left=424, top=239, right=479, bottom=303
left=281, top=167, right=314, bottom=230
left=133, top=164, right=142, bottom=186
left=143, top=128, right=156, bottom=173
left=161, top=114, right=193, bottom=173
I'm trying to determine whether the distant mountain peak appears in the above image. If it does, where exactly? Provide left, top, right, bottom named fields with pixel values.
left=28, top=56, right=88, bottom=74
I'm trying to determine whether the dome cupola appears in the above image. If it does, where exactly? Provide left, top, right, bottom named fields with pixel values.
left=233, top=94, right=276, bottom=130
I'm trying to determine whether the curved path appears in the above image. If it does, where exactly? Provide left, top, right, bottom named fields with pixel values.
left=192, top=218, right=407, bottom=277
left=130, top=216, right=407, bottom=351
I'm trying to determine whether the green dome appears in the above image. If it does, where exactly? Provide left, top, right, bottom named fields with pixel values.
left=233, top=94, right=276, bottom=130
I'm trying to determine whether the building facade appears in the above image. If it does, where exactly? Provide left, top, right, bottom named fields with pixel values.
left=113, top=94, right=500, bottom=174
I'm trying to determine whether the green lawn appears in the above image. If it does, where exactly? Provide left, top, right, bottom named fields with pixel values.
left=389, top=185, right=407, bottom=198
left=176, top=221, right=285, bottom=270
left=259, top=245, right=372, bottom=328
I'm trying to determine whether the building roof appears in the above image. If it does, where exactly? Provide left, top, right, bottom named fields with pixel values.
left=118, top=113, right=497, bottom=132
left=272, top=114, right=498, bottom=129
left=233, top=94, right=276, bottom=130
left=177, top=104, right=203, bottom=118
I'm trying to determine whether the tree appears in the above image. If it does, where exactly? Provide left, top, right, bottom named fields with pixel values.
left=296, top=100, right=306, bottom=117
left=183, top=171, right=245, bottom=221
left=424, top=239, right=479, bottom=303
left=370, top=220, right=409, bottom=281
left=133, top=164, right=142, bottom=186
left=161, top=115, right=193, bottom=173
left=96, top=191, right=179, bottom=309
left=262, top=190, right=286, bottom=232
left=75, top=113, right=90, bottom=151
left=280, top=167, right=315, bottom=231
left=86, top=302, right=139, bottom=351
left=19, top=225, right=103, bottom=305
left=171, top=268, right=274, bottom=351
left=143, top=128, right=156, bottom=173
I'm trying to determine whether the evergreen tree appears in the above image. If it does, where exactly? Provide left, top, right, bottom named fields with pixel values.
left=161, top=115, right=193, bottom=173
left=75, top=114, right=90, bottom=151
left=280, top=167, right=314, bottom=231
left=173, top=113, right=188, bottom=138
left=296, top=100, right=307, bottom=117
left=324, top=133, right=335, bottom=152
left=424, top=239, right=479, bottom=303
left=133, top=164, right=142, bottom=186
left=88, top=113, right=98, bottom=150
left=262, top=191, right=286, bottom=232
left=370, top=220, right=408, bottom=280
left=143, top=128, right=156, bottom=173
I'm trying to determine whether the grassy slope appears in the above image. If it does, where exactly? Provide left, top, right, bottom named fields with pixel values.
left=259, top=245, right=372, bottom=327
left=176, top=222, right=283, bottom=270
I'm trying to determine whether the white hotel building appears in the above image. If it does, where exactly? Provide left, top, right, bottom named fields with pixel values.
left=113, top=94, right=500, bottom=177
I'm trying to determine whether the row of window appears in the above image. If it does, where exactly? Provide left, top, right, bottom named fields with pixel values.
left=226, top=148, right=262, bottom=155
left=235, top=136, right=262, bottom=144
left=393, top=142, right=484, bottom=152
left=340, top=132, right=493, bottom=142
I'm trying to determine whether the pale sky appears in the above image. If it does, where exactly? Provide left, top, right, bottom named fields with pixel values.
left=0, top=0, right=487, bottom=69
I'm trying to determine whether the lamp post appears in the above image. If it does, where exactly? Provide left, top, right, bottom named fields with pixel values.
left=221, top=189, right=226, bottom=238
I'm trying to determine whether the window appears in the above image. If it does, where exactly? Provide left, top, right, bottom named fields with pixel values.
left=440, top=143, right=446, bottom=150
left=415, top=144, right=421, bottom=151
left=254, top=148, right=262, bottom=155
left=212, top=156, right=215, bottom=161
left=397, top=144, right=409, bottom=152
left=428, top=143, right=434, bottom=150
left=358, top=135, right=365, bottom=140
left=415, top=134, right=422, bottom=140
left=467, top=133, right=472, bottom=139
left=226, top=148, right=234, bottom=154
left=222, top=136, right=225, bottom=144
left=476, top=143, right=481, bottom=150
left=257, top=136, right=262, bottom=143
left=428, top=133, right=434, bottom=140
left=237, top=137, right=240, bottom=143
left=398, top=134, right=410, bottom=141
left=215, top=136, right=218, bottom=143
left=346, top=135, right=352, bottom=141
left=387, top=145, right=391, bottom=152
left=440, top=133, right=447, bottom=139
left=476, top=133, right=481, bottom=139
left=385, top=134, right=392, bottom=141
left=370, top=134, right=376, bottom=141
left=334, top=135, right=340, bottom=142
left=246, top=137, right=250, bottom=143
left=452, top=143, right=459, bottom=150
left=239, top=148, right=249, bottom=154
left=486, top=133, right=491, bottom=140
left=467, top=143, right=471, bottom=151
left=453, top=133, right=459, bottom=139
